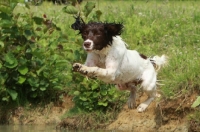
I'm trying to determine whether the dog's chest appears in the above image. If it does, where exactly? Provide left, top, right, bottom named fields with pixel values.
left=97, top=54, right=106, bottom=67
left=99, top=54, right=106, bottom=62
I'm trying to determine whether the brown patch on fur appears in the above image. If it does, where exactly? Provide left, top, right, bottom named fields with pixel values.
left=149, top=59, right=158, bottom=70
left=132, top=79, right=143, bottom=86
left=139, top=54, right=148, bottom=60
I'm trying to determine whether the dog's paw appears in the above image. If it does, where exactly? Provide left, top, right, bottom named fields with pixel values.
left=73, top=63, right=88, bottom=75
left=137, top=103, right=148, bottom=112
left=73, top=63, right=82, bottom=72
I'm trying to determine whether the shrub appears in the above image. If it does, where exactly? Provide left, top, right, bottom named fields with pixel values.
left=0, top=1, right=69, bottom=105
left=0, top=0, right=125, bottom=112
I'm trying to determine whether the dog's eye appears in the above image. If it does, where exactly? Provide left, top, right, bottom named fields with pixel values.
left=95, top=31, right=102, bottom=36
left=96, top=33, right=101, bottom=36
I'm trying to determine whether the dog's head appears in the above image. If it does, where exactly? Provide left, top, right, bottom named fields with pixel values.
left=71, top=16, right=123, bottom=52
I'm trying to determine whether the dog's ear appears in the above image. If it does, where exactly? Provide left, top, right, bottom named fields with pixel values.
left=104, top=23, right=123, bottom=36
left=71, top=15, right=85, bottom=31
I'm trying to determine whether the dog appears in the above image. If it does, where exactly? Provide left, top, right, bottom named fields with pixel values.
left=71, top=16, right=167, bottom=112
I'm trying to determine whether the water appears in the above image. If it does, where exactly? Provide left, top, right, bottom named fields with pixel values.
left=0, top=125, right=67, bottom=132
left=0, top=125, right=101, bottom=132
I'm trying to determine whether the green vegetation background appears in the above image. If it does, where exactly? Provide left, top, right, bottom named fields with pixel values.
left=0, top=0, right=200, bottom=124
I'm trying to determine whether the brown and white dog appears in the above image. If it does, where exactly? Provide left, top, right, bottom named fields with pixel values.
left=72, top=16, right=167, bottom=112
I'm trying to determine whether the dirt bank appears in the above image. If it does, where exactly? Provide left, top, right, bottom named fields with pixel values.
left=5, top=91, right=199, bottom=132
left=8, top=95, right=74, bottom=125
left=107, top=92, right=198, bottom=132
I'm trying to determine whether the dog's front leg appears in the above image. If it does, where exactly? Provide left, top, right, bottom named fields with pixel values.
left=73, top=63, right=104, bottom=77
left=73, top=63, right=96, bottom=76
left=73, top=63, right=116, bottom=82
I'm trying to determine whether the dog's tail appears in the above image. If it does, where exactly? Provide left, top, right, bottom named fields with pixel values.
left=150, top=55, right=168, bottom=71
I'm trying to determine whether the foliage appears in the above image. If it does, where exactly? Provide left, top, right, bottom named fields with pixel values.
left=192, top=96, right=200, bottom=108
left=0, top=1, right=70, bottom=105
left=0, top=0, right=125, bottom=113
left=1, top=0, right=200, bottom=116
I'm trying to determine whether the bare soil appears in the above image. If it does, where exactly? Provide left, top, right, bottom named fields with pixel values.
left=107, top=91, right=199, bottom=132
left=9, top=94, right=74, bottom=125
left=7, top=91, right=200, bottom=132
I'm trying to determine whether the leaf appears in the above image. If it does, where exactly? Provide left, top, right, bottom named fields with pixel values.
left=24, top=30, right=32, bottom=36
left=108, top=87, right=115, bottom=95
left=40, top=87, right=46, bottom=91
left=0, top=12, right=11, bottom=20
left=31, top=92, right=37, bottom=98
left=91, top=83, right=99, bottom=90
left=40, top=80, right=46, bottom=85
left=98, top=101, right=108, bottom=107
left=18, top=65, right=28, bottom=75
left=84, top=2, right=95, bottom=17
left=10, top=2, right=18, bottom=10
left=25, top=2, right=30, bottom=9
left=2, top=97, right=9, bottom=102
left=27, top=78, right=39, bottom=87
left=95, top=10, right=102, bottom=21
left=7, top=89, right=18, bottom=101
left=74, top=91, right=80, bottom=96
left=4, top=52, right=15, bottom=64
left=191, top=96, right=200, bottom=108
left=100, top=90, right=107, bottom=96
left=4, top=52, right=18, bottom=68
left=80, top=96, right=87, bottom=101
left=0, top=74, right=6, bottom=85
left=55, top=60, right=68, bottom=66
left=0, top=20, right=13, bottom=27
left=62, top=5, right=78, bottom=14
left=0, top=5, right=12, bottom=14
left=32, top=49, right=43, bottom=59
left=18, top=76, right=26, bottom=84
left=36, top=65, right=46, bottom=75
left=92, top=92, right=99, bottom=98
left=53, top=86, right=63, bottom=90
left=33, top=17, right=43, bottom=25
left=0, top=41, right=4, bottom=48
left=31, top=87, right=37, bottom=91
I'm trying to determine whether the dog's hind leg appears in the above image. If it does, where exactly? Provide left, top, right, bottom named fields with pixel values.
left=137, top=67, right=157, bottom=112
left=137, top=83, right=156, bottom=112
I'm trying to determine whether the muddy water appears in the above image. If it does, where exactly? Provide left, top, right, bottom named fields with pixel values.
left=0, top=125, right=66, bottom=132
left=0, top=125, right=102, bottom=132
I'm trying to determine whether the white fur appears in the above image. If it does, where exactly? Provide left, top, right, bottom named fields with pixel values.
left=73, top=36, right=167, bottom=112
left=83, top=39, right=94, bottom=51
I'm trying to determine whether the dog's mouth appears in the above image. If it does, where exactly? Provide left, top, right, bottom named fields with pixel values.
left=85, top=49, right=92, bottom=52
left=83, top=47, right=93, bottom=52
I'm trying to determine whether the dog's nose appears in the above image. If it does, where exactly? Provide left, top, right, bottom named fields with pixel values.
left=84, top=42, right=91, bottom=48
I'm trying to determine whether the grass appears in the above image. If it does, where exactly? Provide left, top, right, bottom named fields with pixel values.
left=92, top=1, right=199, bottom=97
left=13, top=0, right=200, bottom=127
left=97, top=1, right=200, bottom=98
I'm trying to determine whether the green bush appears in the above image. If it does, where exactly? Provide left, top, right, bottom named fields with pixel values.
left=0, top=1, right=70, bottom=105
left=0, top=1, right=125, bottom=112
